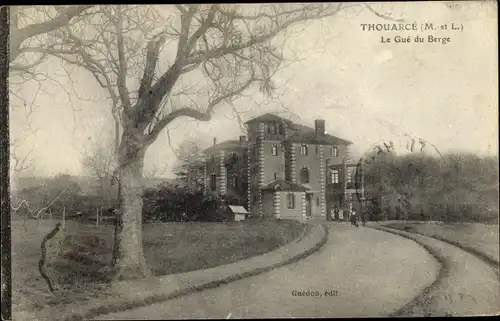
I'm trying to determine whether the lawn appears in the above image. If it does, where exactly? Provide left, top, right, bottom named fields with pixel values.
left=380, top=221, right=499, bottom=264
left=12, top=218, right=303, bottom=320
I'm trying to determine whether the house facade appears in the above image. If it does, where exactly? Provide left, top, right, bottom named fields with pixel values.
left=193, top=113, right=364, bottom=222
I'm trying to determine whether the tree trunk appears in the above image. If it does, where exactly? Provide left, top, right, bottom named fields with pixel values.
left=113, top=138, right=151, bottom=280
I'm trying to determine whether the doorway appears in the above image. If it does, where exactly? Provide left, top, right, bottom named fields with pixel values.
left=306, top=193, right=312, bottom=217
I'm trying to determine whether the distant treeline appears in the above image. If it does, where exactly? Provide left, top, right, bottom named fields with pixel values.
left=363, top=152, right=498, bottom=224
left=10, top=152, right=499, bottom=224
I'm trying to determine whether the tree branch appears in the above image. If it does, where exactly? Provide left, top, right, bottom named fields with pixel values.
left=137, top=33, right=167, bottom=99
left=365, top=4, right=405, bottom=22
left=115, top=6, right=132, bottom=110
left=186, top=5, right=343, bottom=66
left=10, top=5, right=93, bottom=62
left=184, top=5, right=218, bottom=55
left=145, top=72, right=256, bottom=145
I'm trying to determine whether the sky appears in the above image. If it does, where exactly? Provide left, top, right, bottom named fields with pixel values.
left=9, top=2, right=498, bottom=179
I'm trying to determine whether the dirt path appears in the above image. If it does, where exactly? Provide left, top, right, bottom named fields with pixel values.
left=98, top=223, right=440, bottom=319
left=373, top=225, right=499, bottom=317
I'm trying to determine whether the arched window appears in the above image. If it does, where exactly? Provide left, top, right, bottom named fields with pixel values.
left=331, top=169, right=339, bottom=184
left=271, top=144, right=278, bottom=156
left=299, top=167, right=310, bottom=184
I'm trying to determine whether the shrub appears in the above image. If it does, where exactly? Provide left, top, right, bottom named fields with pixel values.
left=142, top=186, right=235, bottom=222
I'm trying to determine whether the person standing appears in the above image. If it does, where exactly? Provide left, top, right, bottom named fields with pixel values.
left=351, top=209, right=358, bottom=227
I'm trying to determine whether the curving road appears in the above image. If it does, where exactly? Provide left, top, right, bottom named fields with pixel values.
left=99, top=223, right=441, bottom=319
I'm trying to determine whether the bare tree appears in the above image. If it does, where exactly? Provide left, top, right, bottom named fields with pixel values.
left=29, top=4, right=386, bottom=279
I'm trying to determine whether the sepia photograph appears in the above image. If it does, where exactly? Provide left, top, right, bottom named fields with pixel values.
left=2, top=2, right=499, bottom=320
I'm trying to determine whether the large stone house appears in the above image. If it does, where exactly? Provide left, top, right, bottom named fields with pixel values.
left=189, top=113, right=364, bottom=222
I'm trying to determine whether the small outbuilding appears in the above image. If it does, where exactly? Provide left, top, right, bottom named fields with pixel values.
left=228, top=205, right=248, bottom=221
left=261, top=179, right=310, bottom=222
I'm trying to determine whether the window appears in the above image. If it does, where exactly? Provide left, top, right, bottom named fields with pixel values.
left=273, top=123, right=279, bottom=134
left=287, top=193, right=295, bottom=209
left=316, top=197, right=320, bottom=206
left=232, top=176, right=238, bottom=188
left=272, top=144, right=278, bottom=156
left=210, top=174, right=217, bottom=191
left=268, top=123, right=278, bottom=134
left=331, top=169, right=339, bottom=184
left=299, top=167, right=310, bottom=184
left=315, top=145, right=319, bottom=155
left=332, top=146, right=338, bottom=157
left=279, top=124, right=285, bottom=135
left=300, top=144, right=308, bottom=156
left=274, top=173, right=277, bottom=180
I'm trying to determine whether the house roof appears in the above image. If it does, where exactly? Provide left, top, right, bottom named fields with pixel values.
left=283, top=125, right=353, bottom=145
left=261, top=179, right=310, bottom=192
left=245, top=113, right=294, bottom=124
left=203, top=140, right=247, bottom=153
left=228, top=205, right=249, bottom=214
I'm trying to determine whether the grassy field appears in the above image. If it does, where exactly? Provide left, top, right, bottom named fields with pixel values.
left=12, top=218, right=303, bottom=320
left=381, top=221, right=499, bottom=264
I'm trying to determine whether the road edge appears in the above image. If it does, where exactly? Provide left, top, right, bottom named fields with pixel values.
left=380, top=224, right=499, bottom=275
left=369, top=225, right=449, bottom=317
left=63, top=223, right=329, bottom=321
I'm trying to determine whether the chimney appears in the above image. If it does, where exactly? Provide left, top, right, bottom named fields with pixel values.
left=239, top=135, right=247, bottom=144
left=213, top=137, right=217, bottom=146
left=315, top=119, right=326, bottom=136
